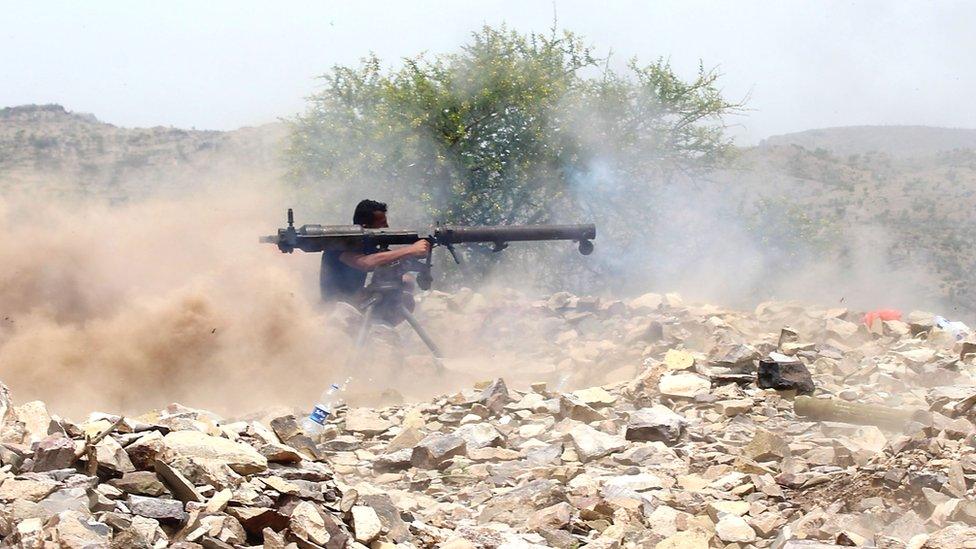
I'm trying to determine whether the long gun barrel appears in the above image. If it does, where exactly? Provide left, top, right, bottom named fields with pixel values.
left=435, top=225, right=596, bottom=254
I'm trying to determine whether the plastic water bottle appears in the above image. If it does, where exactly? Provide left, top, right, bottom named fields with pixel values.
left=934, top=316, right=970, bottom=341
left=302, top=380, right=347, bottom=435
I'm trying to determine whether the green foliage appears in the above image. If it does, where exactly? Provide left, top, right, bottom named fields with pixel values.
left=287, top=25, right=741, bottom=229
left=745, top=197, right=843, bottom=260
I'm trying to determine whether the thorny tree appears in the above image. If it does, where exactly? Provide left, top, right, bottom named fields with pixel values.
left=287, top=25, right=744, bottom=289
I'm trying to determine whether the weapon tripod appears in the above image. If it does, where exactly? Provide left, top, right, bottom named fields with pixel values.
left=345, top=262, right=446, bottom=373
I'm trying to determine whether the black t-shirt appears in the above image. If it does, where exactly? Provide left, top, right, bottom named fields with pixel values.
left=319, top=247, right=376, bottom=303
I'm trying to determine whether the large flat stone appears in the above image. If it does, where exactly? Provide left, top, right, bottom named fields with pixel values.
left=0, top=475, right=59, bottom=502
left=159, top=431, right=267, bottom=475
left=411, top=433, right=466, bottom=469
left=568, top=424, right=626, bottom=463
left=127, top=494, right=187, bottom=524
left=344, top=409, right=393, bottom=436
left=659, top=373, right=711, bottom=398
left=625, top=405, right=686, bottom=444
left=32, top=435, right=78, bottom=472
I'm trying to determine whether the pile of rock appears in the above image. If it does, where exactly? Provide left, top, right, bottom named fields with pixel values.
left=0, top=398, right=354, bottom=548
left=2, top=291, right=976, bottom=548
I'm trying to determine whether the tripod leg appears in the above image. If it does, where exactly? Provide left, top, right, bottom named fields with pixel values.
left=399, top=304, right=446, bottom=373
left=345, top=297, right=379, bottom=371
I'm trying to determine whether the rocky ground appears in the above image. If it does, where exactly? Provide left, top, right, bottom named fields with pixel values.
left=2, top=290, right=976, bottom=548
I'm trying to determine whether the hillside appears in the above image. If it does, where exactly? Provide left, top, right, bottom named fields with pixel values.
left=713, top=138, right=976, bottom=316
left=0, top=104, right=286, bottom=200
left=761, top=125, right=976, bottom=159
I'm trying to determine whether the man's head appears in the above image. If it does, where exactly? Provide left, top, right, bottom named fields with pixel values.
left=353, top=199, right=388, bottom=229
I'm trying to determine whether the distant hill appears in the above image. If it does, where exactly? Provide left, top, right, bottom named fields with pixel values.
left=761, top=125, right=976, bottom=158
left=0, top=104, right=287, bottom=200
left=719, top=133, right=976, bottom=314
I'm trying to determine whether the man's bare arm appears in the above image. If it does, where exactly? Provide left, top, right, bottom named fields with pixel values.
left=340, top=240, right=431, bottom=271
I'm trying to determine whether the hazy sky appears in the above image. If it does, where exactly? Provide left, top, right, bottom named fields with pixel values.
left=3, top=1, right=973, bottom=143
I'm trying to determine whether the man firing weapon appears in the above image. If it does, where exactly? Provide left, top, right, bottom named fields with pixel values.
left=261, top=200, right=596, bottom=370
left=319, top=199, right=429, bottom=306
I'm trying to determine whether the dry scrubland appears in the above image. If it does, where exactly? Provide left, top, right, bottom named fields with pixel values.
left=2, top=105, right=976, bottom=547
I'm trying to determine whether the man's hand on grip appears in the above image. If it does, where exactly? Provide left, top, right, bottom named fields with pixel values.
left=409, top=240, right=432, bottom=258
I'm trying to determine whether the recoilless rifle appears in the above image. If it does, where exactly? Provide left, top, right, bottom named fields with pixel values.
left=262, top=208, right=595, bottom=289
left=261, top=209, right=596, bottom=371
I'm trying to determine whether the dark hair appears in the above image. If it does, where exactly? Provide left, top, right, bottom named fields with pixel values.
left=353, top=199, right=387, bottom=226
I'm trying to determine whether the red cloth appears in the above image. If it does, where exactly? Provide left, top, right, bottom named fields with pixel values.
left=863, top=309, right=902, bottom=326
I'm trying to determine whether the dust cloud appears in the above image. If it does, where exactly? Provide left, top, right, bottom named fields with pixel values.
left=587, top=183, right=951, bottom=316
left=0, top=183, right=356, bottom=419
left=0, top=176, right=538, bottom=419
